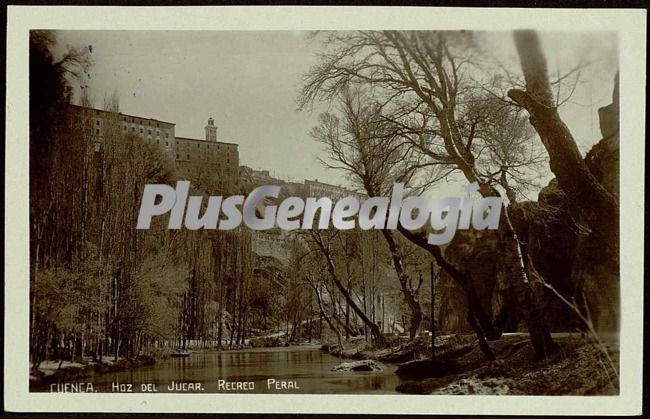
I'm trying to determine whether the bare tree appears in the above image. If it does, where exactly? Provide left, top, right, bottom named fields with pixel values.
left=300, top=253, right=345, bottom=351
left=507, top=30, right=619, bottom=249
left=306, top=229, right=386, bottom=347
left=300, top=30, right=557, bottom=358
left=463, top=95, right=548, bottom=203
left=311, top=88, right=429, bottom=340
left=507, top=30, right=620, bottom=331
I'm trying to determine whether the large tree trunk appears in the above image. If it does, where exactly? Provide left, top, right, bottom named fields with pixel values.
left=481, top=180, right=558, bottom=358
left=507, top=30, right=619, bottom=249
left=499, top=205, right=557, bottom=357
left=427, top=111, right=558, bottom=357
left=508, top=30, right=620, bottom=332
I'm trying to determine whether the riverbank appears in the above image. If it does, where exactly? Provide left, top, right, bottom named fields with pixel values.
left=30, top=334, right=618, bottom=395
left=322, top=333, right=479, bottom=363
left=29, top=340, right=319, bottom=390
left=321, top=333, right=620, bottom=395
left=29, top=356, right=157, bottom=390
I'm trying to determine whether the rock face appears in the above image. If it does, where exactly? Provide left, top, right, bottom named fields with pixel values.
left=437, top=229, right=518, bottom=333
left=331, top=360, right=383, bottom=372
left=438, top=75, right=619, bottom=333
left=526, top=74, right=619, bottom=332
left=587, top=72, right=619, bottom=198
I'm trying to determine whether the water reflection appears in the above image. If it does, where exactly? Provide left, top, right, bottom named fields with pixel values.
left=38, top=346, right=403, bottom=394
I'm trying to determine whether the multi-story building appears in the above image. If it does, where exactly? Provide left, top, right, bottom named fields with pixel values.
left=68, top=104, right=177, bottom=158
left=69, top=105, right=239, bottom=188
left=174, top=117, right=240, bottom=188
left=304, top=178, right=365, bottom=201
left=119, top=113, right=176, bottom=158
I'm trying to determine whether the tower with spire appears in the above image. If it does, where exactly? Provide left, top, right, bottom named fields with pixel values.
left=205, top=116, right=218, bottom=142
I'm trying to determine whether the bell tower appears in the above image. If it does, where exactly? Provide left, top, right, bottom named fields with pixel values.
left=205, top=117, right=218, bottom=142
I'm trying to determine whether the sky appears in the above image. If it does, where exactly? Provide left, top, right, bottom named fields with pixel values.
left=55, top=30, right=618, bottom=198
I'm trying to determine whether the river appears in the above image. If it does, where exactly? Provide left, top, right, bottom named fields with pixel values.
left=61, top=345, right=404, bottom=394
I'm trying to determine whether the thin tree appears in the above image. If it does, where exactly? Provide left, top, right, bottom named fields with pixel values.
left=300, top=30, right=557, bottom=358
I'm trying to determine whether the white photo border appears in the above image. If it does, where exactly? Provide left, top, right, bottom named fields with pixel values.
left=5, top=5, right=646, bottom=415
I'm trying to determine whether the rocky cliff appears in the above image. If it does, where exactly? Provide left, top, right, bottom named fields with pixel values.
left=438, top=75, right=619, bottom=334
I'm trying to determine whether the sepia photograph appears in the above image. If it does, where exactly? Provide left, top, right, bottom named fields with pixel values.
left=5, top=6, right=645, bottom=415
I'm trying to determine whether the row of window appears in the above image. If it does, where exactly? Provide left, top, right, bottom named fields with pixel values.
left=92, top=129, right=235, bottom=164
left=174, top=140, right=234, bottom=152
left=95, top=127, right=172, bottom=144
left=96, top=119, right=168, bottom=130
left=90, top=109, right=173, bottom=129
left=122, top=116, right=164, bottom=128
left=174, top=153, right=232, bottom=163
left=148, top=139, right=170, bottom=146
left=122, top=125, right=170, bottom=137
left=95, top=123, right=170, bottom=138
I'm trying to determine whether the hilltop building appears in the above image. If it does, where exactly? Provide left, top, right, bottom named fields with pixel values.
left=69, top=104, right=177, bottom=156
left=238, top=169, right=360, bottom=265
left=69, top=105, right=239, bottom=188
left=175, top=117, right=240, bottom=188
